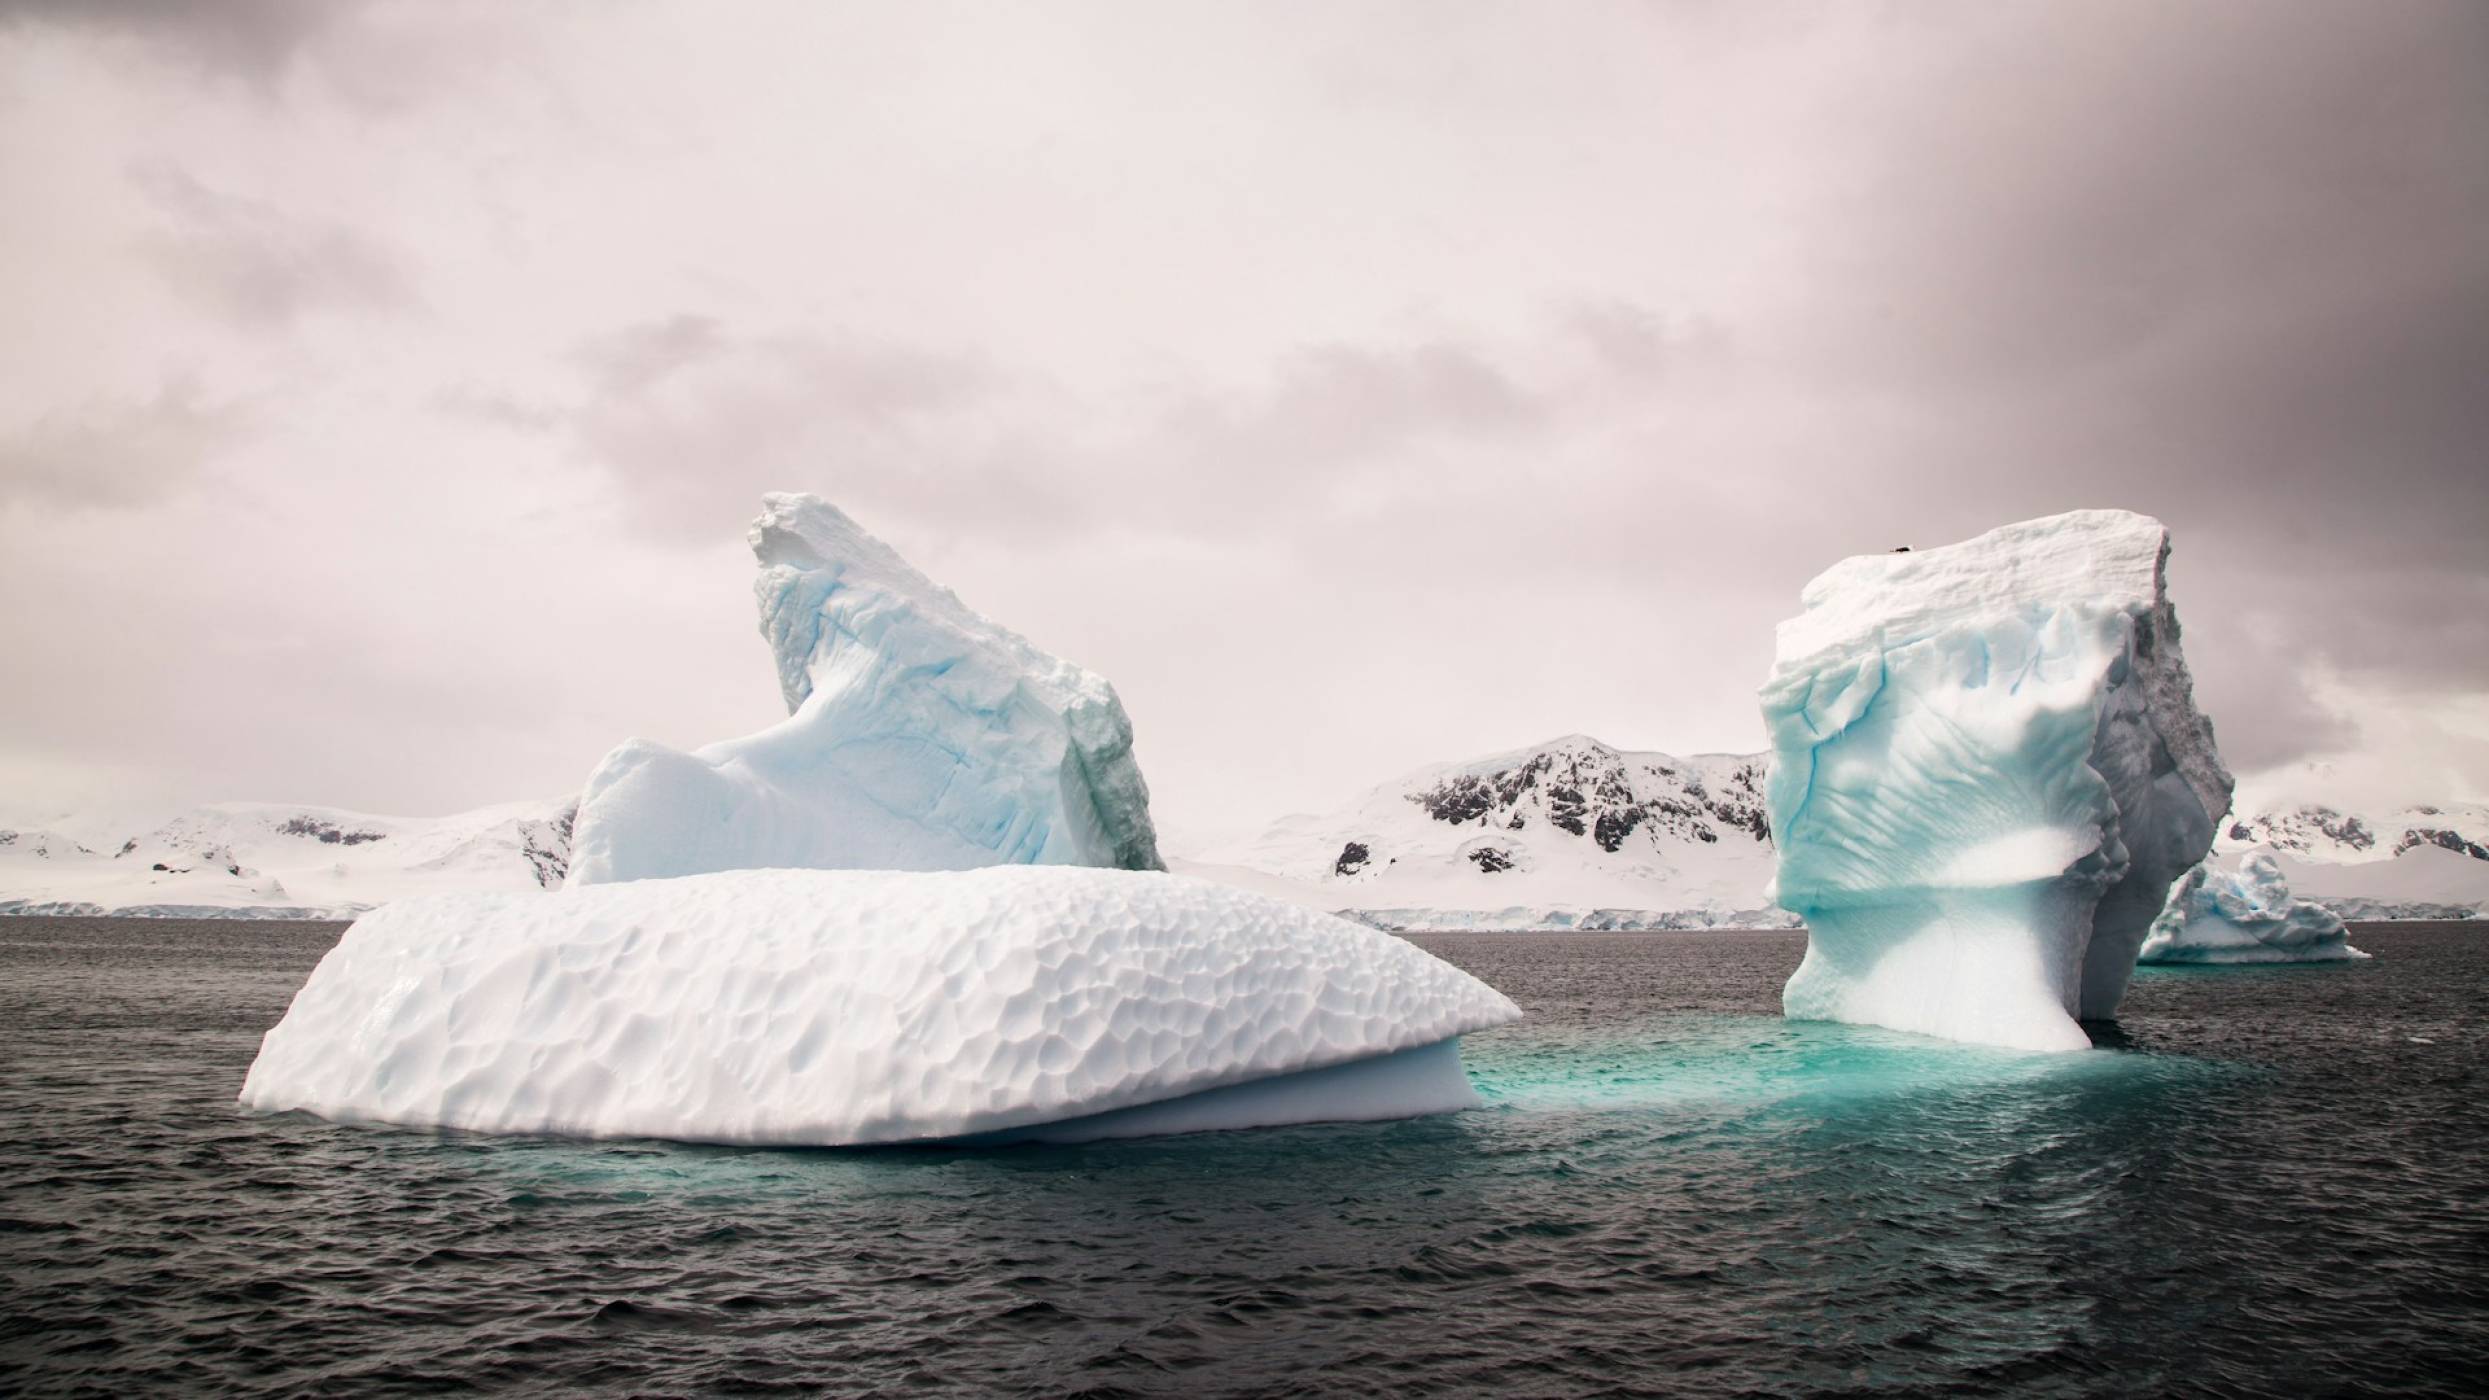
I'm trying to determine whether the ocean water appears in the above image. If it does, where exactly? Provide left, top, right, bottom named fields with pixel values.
left=4, top=919, right=2485, bottom=1397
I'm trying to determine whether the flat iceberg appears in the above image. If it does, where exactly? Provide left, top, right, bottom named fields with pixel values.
left=239, top=866, right=1520, bottom=1145
left=2138, top=852, right=2368, bottom=964
left=1761, top=510, right=2234, bottom=1051
left=567, top=493, right=1161, bottom=885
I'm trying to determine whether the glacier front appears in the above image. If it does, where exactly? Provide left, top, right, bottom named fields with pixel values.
left=2139, top=852, right=2368, bottom=964
left=239, top=866, right=1521, bottom=1145
left=567, top=493, right=1161, bottom=885
left=1761, top=510, right=2234, bottom=1052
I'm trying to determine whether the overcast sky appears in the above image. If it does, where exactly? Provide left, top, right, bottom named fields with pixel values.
left=2, top=0, right=2484, bottom=848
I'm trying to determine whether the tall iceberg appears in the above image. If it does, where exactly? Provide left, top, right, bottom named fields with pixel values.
left=568, top=493, right=1162, bottom=884
left=2139, top=852, right=2368, bottom=964
left=240, top=866, right=1522, bottom=1146
left=1760, top=510, right=2233, bottom=1051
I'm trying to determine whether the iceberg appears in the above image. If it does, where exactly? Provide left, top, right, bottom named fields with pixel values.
left=567, top=493, right=1161, bottom=885
left=2138, top=852, right=2369, bottom=964
left=238, top=866, right=1521, bottom=1145
left=1761, top=510, right=2233, bottom=1051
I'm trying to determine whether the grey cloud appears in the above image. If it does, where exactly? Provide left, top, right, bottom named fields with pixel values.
left=431, top=385, right=561, bottom=434
left=0, top=1, right=518, bottom=115
left=1798, top=5, right=2487, bottom=389
left=0, top=0, right=346, bottom=86
left=1163, top=339, right=1543, bottom=475
left=1789, top=3, right=2489, bottom=545
left=7, top=1, right=2480, bottom=826
left=2185, top=620, right=2362, bottom=774
left=130, top=164, right=416, bottom=327
left=572, top=315, right=731, bottom=397
left=559, top=312, right=1589, bottom=552
left=0, top=380, right=246, bottom=510
left=565, top=315, right=1004, bottom=542
left=1702, top=0, right=2489, bottom=744
left=1563, top=301, right=1730, bottom=383
left=556, top=292, right=1791, bottom=570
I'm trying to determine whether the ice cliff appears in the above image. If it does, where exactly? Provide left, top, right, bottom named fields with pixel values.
left=239, top=866, right=1520, bottom=1146
left=567, top=493, right=1161, bottom=884
left=2139, top=852, right=2368, bottom=964
left=1761, top=510, right=2233, bottom=1052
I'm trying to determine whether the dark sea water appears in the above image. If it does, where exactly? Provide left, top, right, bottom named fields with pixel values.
left=4, top=918, right=2486, bottom=1397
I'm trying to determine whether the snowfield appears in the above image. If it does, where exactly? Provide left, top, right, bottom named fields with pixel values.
left=0, top=799, right=574, bottom=918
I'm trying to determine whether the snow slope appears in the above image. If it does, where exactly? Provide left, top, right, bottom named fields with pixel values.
left=1761, top=510, right=2232, bottom=1051
left=1196, top=735, right=1791, bottom=928
left=240, top=866, right=1520, bottom=1146
left=8, top=778, right=2476, bottom=925
left=568, top=493, right=1161, bottom=885
left=0, top=799, right=575, bottom=918
left=2223, top=799, right=2489, bottom=863
left=2260, top=846, right=2487, bottom=919
left=2211, top=793, right=2489, bottom=917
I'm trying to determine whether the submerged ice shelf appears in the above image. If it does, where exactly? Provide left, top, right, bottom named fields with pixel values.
left=239, top=866, right=1520, bottom=1146
left=568, top=493, right=1161, bottom=885
left=2140, top=852, right=2368, bottom=965
left=1761, top=510, right=2234, bottom=1052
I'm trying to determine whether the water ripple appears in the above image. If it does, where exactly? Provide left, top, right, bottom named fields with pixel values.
left=2, top=919, right=2486, bottom=1396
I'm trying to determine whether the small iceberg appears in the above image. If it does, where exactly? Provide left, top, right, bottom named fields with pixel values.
left=2139, top=852, right=2369, bottom=965
left=238, top=866, right=1519, bottom=1145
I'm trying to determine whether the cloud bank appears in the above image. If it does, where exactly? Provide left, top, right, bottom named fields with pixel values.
left=1, top=0, right=2482, bottom=846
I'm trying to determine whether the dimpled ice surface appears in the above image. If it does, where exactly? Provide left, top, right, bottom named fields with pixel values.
left=1761, top=510, right=2233, bottom=1051
left=2139, top=851, right=2369, bottom=965
left=566, top=493, right=1161, bottom=885
left=238, top=866, right=1520, bottom=1145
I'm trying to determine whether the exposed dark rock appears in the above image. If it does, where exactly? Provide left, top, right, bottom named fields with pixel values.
left=1593, top=809, right=1639, bottom=852
left=278, top=817, right=387, bottom=846
left=1334, top=841, right=1370, bottom=877
left=2231, top=807, right=2375, bottom=853
left=1467, top=846, right=1513, bottom=873
left=520, top=806, right=577, bottom=889
left=1403, top=742, right=1775, bottom=857
left=1547, top=785, right=1588, bottom=836
left=2396, top=827, right=2489, bottom=862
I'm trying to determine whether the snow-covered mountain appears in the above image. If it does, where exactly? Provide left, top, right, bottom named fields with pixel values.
left=1186, top=735, right=2489, bottom=928
left=0, top=799, right=575, bottom=918
left=1187, top=735, right=1794, bottom=929
left=2219, top=800, right=2489, bottom=865
left=2210, top=799, right=2489, bottom=920
left=7, top=744, right=2484, bottom=925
